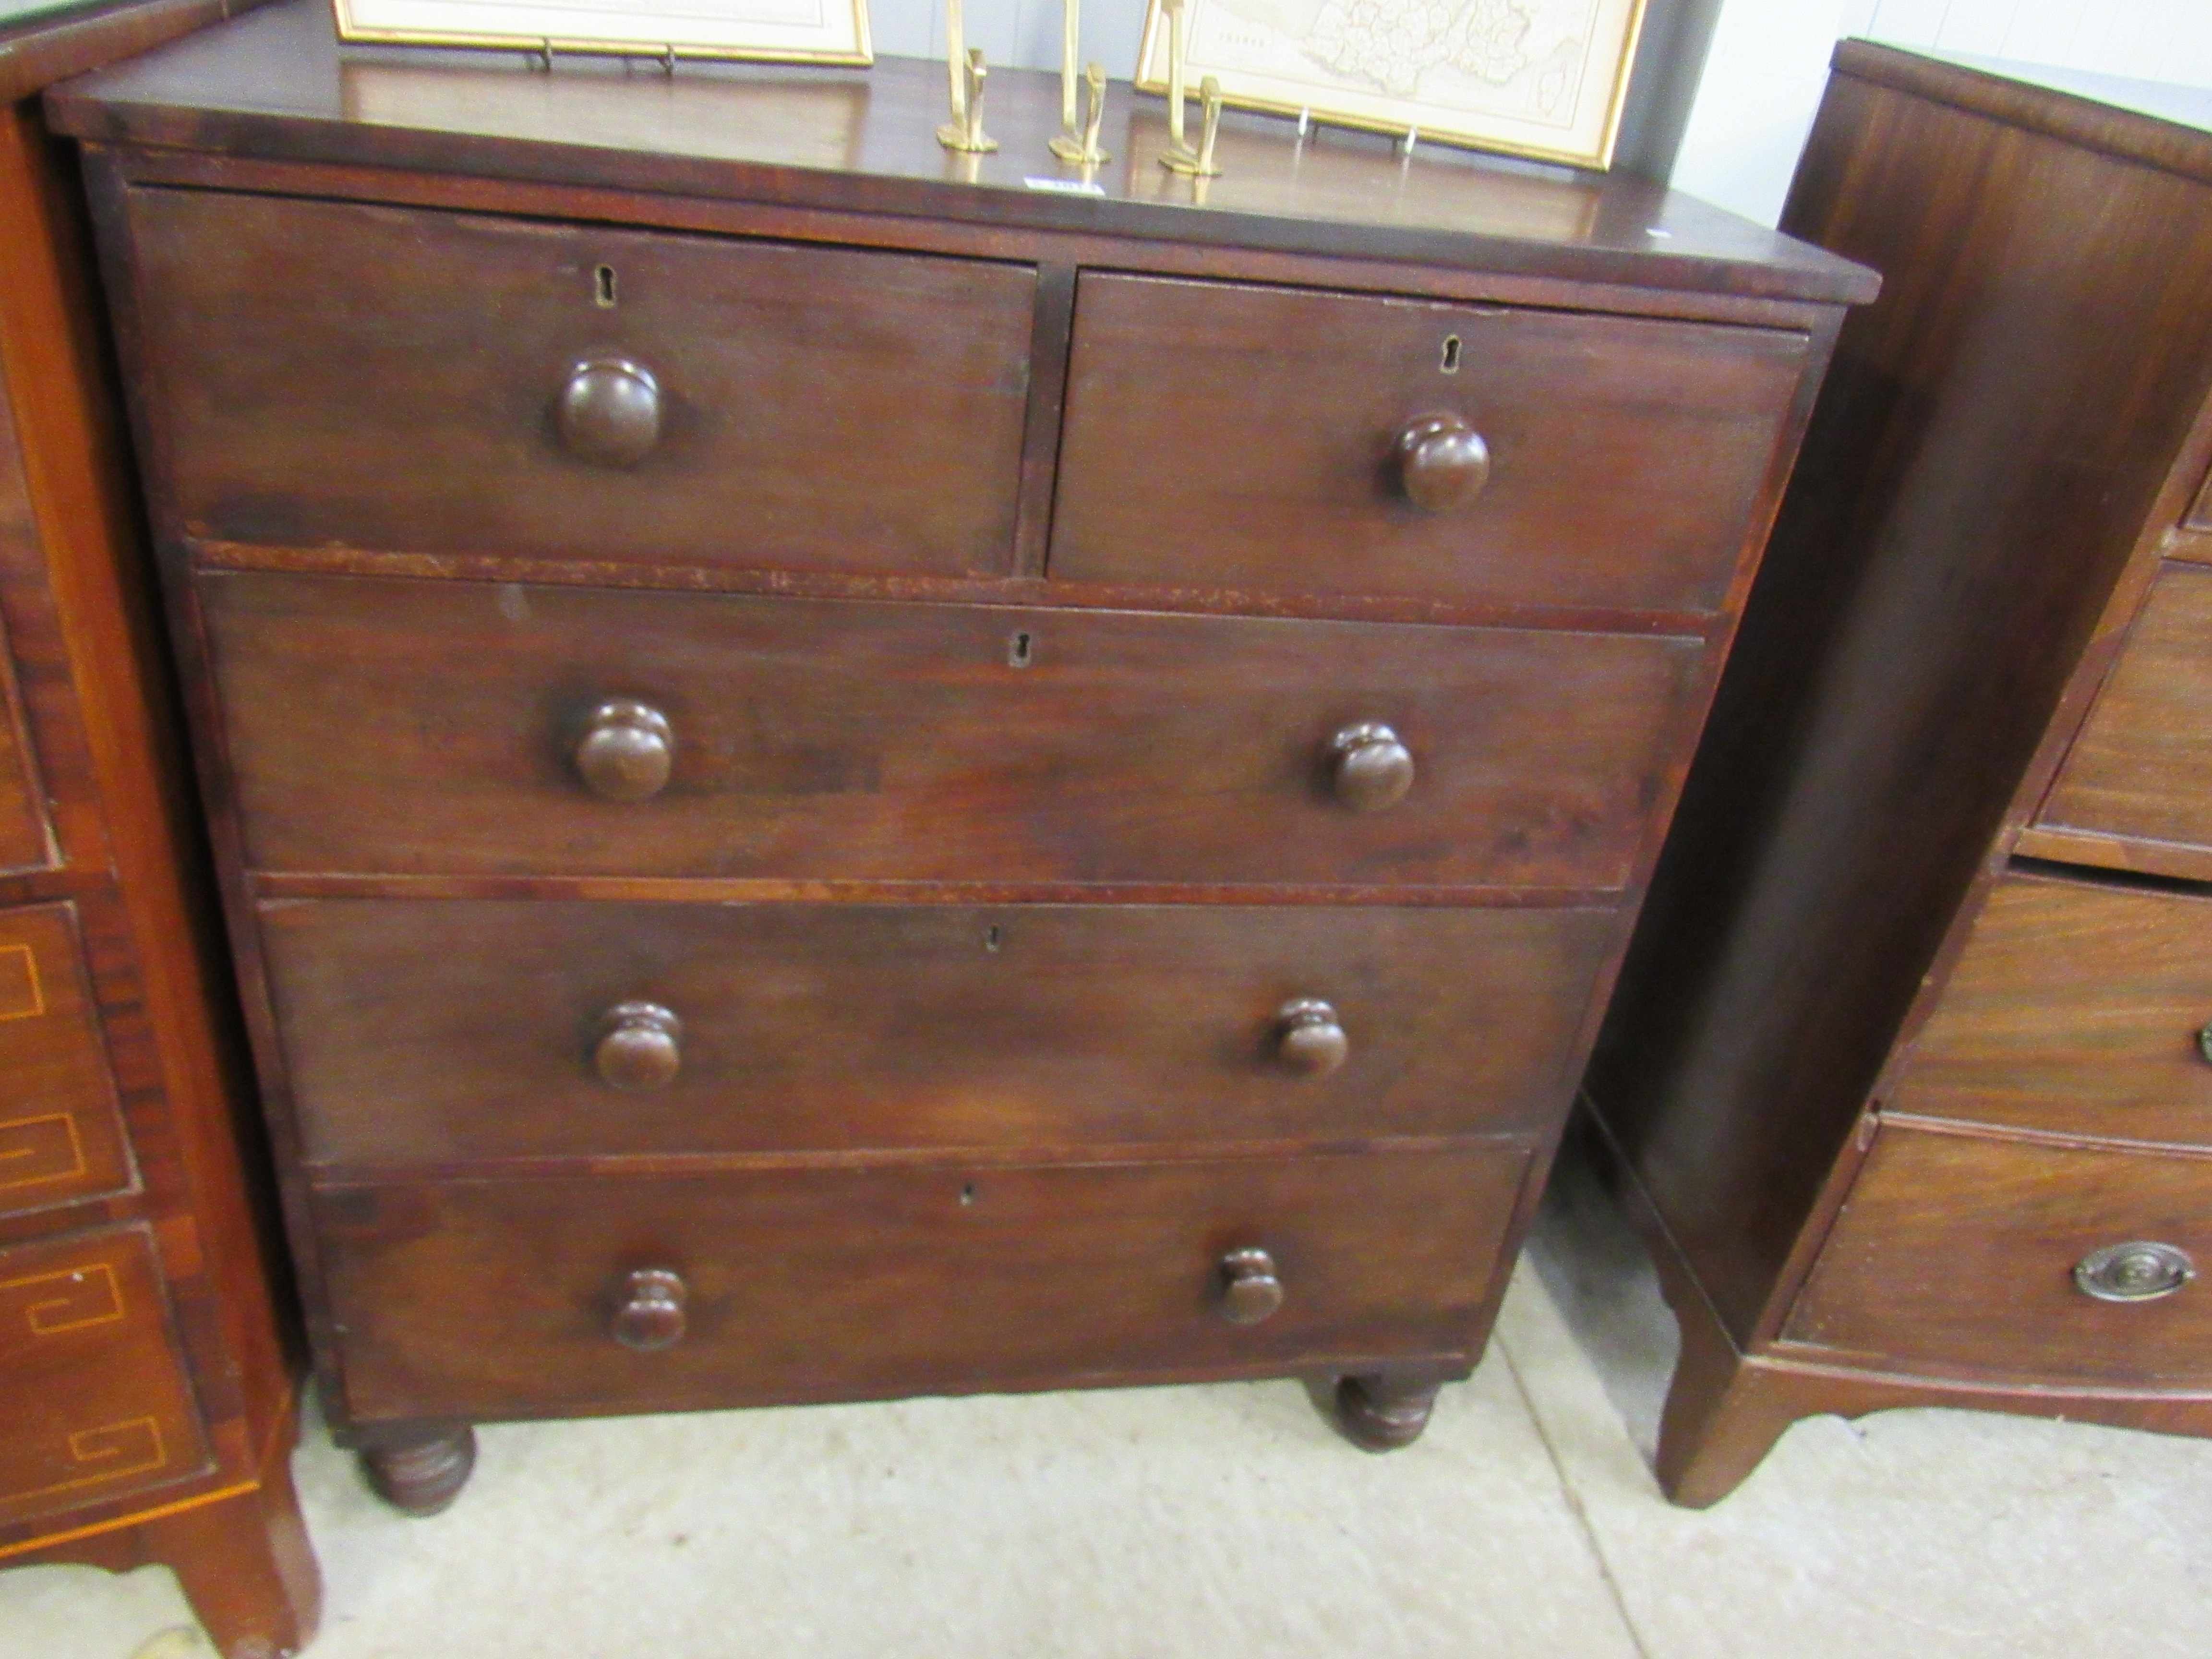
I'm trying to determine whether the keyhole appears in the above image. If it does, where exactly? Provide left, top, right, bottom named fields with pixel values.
left=1008, top=631, right=1034, bottom=668
left=1440, top=335, right=1462, bottom=373
left=595, top=264, right=618, bottom=308
left=983, top=925, right=1003, bottom=953
left=959, top=1183, right=978, bottom=1206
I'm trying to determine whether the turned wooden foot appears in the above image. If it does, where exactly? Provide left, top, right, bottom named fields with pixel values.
left=1332, top=1372, right=1442, bottom=1451
left=360, top=1425, right=477, bottom=1516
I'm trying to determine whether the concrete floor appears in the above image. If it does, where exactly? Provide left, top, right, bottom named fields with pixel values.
left=10, top=1166, right=2212, bottom=1659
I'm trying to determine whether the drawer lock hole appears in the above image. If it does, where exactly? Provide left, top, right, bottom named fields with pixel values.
left=1440, top=334, right=1462, bottom=373
left=959, top=1183, right=977, bottom=1206
left=595, top=264, right=618, bottom=308
left=983, top=924, right=1003, bottom=953
left=1008, top=631, right=1034, bottom=668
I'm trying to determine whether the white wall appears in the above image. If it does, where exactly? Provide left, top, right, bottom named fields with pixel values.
left=1672, top=0, right=2212, bottom=226
left=867, top=0, right=1144, bottom=84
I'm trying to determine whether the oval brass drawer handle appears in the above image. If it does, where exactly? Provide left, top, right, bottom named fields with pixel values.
left=595, top=1001, right=683, bottom=1092
left=1274, top=997, right=1349, bottom=1076
left=611, top=1267, right=689, bottom=1350
left=1395, top=412, right=1490, bottom=513
left=574, top=698, right=673, bottom=803
left=2074, top=1241, right=2196, bottom=1303
left=1330, top=721, right=1415, bottom=812
left=557, top=354, right=662, bottom=468
left=1217, top=1247, right=1284, bottom=1325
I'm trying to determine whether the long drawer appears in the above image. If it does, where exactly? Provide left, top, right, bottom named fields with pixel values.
left=121, top=188, right=1035, bottom=578
left=0, top=1226, right=210, bottom=1527
left=1051, top=273, right=1809, bottom=612
left=313, top=1145, right=1529, bottom=1423
left=1889, top=868, right=2212, bottom=1148
left=201, top=570, right=1700, bottom=890
left=0, top=903, right=133, bottom=1217
left=1785, top=1126, right=2212, bottom=1386
left=262, top=898, right=1616, bottom=1165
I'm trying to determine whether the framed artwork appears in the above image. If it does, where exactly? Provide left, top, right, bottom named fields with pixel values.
left=1134, top=0, right=1647, bottom=169
left=333, top=0, right=873, bottom=67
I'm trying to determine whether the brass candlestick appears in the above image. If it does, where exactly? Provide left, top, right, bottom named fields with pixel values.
left=935, top=0, right=998, bottom=155
left=1158, top=0, right=1222, bottom=178
left=1047, top=0, right=1110, bottom=166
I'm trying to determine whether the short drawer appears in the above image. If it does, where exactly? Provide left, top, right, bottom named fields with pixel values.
left=0, top=903, right=133, bottom=1218
left=0, top=1226, right=209, bottom=1527
left=201, top=570, right=1699, bottom=890
left=313, top=1144, right=1528, bottom=1423
left=2035, top=562, right=2212, bottom=875
left=262, top=898, right=1616, bottom=1166
left=1785, top=1126, right=2212, bottom=1386
left=1050, top=274, right=1809, bottom=612
left=123, top=188, right=1034, bottom=578
left=1889, top=869, right=2212, bottom=1147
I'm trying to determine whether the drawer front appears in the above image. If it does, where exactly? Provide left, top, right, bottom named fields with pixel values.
left=313, top=1146, right=1528, bottom=1422
left=125, top=188, right=1034, bottom=578
left=0, top=1226, right=209, bottom=1527
left=1051, top=274, right=1809, bottom=612
left=202, top=571, right=1699, bottom=890
left=0, top=904, right=132, bottom=1217
left=2038, top=561, right=2212, bottom=862
left=1786, top=1127, right=2212, bottom=1386
left=1890, top=871, right=2212, bottom=1147
left=0, top=406, right=53, bottom=872
left=263, top=899, right=1616, bottom=1166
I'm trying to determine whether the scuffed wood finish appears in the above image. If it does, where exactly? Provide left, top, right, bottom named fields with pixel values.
left=312, top=1144, right=1527, bottom=1423
left=2035, top=562, right=2212, bottom=875
left=260, top=898, right=1613, bottom=1166
left=1785, top=1125, right=2212, bottom=1386
left=0, top=902, right=133, bottom=1215
left=0, top=11, right=316, bottom=1647
left=1887, top=869, right=2212, bottom=1148
left=1053, top=274, right=1810, bottom=613
left=200, top=570, right=1702, bottom=891
left=1578, top=39, right=2212, bottom=1505
left=126, top=187, right=1037, bottom=577
left=51, top=0, right=1858, bottom=1492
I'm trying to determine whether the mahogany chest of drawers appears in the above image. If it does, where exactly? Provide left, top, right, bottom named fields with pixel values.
left=50, top=0, right=1871, bottom=1512
left=0, top=1, right=318, bottom=1653
left=1584, top=44, right=2212, bottom=1506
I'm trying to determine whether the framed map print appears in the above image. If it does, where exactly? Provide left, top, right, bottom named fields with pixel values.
left=333, top=0, right=872, bottom=67
left=1135, top=0, right=1647, bottom=169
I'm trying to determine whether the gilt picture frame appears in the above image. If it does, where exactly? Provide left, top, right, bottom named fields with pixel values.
left=333, top=0, right=873, bottom=68
left=1134, top=0, right=1647, bottom=169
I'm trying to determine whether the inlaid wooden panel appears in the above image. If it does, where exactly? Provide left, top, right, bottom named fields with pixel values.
left=122, top=187, right=1037, bottom=578
left=313, top=1144, right=1529, bottom=1423
left=0, top=380, right=56, bottom=873
left=1888, top=870, right=2212, bottom=1148
left=1051, top=273, right=1809, bottom=612
left=261, top=898, right=1616, bottom=1166
left=0, top=1225, right=208, bottom=1527
left=0, top=902, right=132, bottom=1217
left=1785, top=1126, right=2212, bottom=1386
left=2037, top=562, right=2212, bottom=874
left=200, top=570, right=1702, bottom=891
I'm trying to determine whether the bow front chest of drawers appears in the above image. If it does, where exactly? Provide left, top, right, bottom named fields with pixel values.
left=49, top=0, right=1872, bottom=1511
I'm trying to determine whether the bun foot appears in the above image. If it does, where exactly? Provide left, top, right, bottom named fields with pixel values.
left=1333, top=1373, right=1441, bottom=1452
left=360, top=1426, right=477, bottom=1516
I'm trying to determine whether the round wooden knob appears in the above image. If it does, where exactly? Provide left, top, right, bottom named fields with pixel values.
left=1330, top=722, right=1415, bottom=812
left=1275, top=998, right=1349, bottom=1076
left=556, top=355, right=661, bottom=468
left=594, top=1001, right=682, bottom=1092
left=611, top=1267, right=688, bottom=1351
left=574, top=699, right=673, bottom=803
left=1395, top=413, right=1490, bottom=513
left=1218, top=1247, right=1284, bottom=1325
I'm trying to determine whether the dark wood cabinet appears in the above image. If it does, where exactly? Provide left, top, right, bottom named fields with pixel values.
left=0, top=1, right=317, bottom=1652
left=48, top=0, right=1869, bottom=1515
left=1582, top=43, right=2212, bottom=1506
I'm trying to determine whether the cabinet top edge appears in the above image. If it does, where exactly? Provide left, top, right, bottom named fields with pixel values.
left=43, top=0, right=1878, bottom=306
